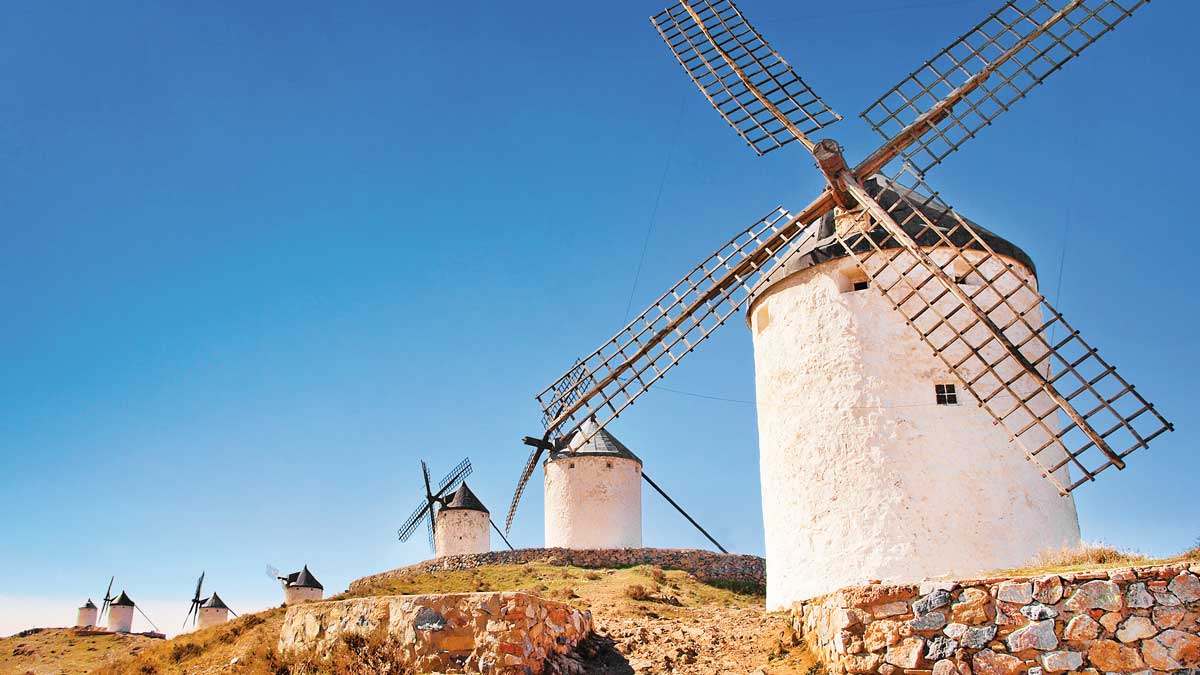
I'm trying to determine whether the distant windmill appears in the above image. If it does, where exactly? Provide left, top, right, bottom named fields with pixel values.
left=183, top=572, right=237, bottom=629
left=183, top=571, right=206, bottom=629
left=397, top=458, right=513, bottom=557
left=509, top=0, right=1173, bottom=607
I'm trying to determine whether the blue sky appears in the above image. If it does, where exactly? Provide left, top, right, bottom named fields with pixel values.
left=1, top=0, right=1197, bottom=637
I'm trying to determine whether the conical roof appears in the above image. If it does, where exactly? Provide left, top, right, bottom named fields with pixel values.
left=202, top=592, right=229, bottom=610
left=287, top=566, right=323, bottom=590
left=111, top=591, right=135, bottom=607
left=441, top=482, right=488, bottom=513
left=552, top=418, right=641, bottom=464
left=81, top=599, right=97, bottom=609
left=748, top=175, right=1038, bottom=312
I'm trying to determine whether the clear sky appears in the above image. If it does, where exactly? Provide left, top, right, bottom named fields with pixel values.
left=2, top=0, right=1198, bottom=638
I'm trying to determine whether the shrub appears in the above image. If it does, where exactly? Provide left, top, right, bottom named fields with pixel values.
left=1030, top=542, right=1147, bottom=569
left=583, top=571, right=602, bottom=581
left=168, top=641, right=202, bottom=663
left=624, top=584, right=649, bottom=601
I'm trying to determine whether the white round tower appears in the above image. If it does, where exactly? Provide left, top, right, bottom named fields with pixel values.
left=544, top=419, right=642, bottom=549
left=748, top=192, right=1080, bottom=609
left=198, top=593, right=231, bottom=628
left=282, top=566, right=323, bottom=604
left=434, top=482, right=491, bottom=557
left=107, top=592, right=135, bottom=633
left=76, top=599, right=98, bottom=628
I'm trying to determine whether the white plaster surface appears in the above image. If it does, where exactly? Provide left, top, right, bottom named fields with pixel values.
left=75, top=606, right=97, bottom=628
left=544, top=455, right=642, bottom=549
left=749, top=248, right=1080, bottom=609
left=284, top=586, right=323, bottom=605
left=198, top=606, right=229, bottom=629
left=434, top=508, right=491, bottom=557
left=108, top=605, right=134, bottom=633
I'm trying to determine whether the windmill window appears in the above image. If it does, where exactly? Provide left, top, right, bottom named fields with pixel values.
left=852, top=280, right=870, bottom=292
left=569, top=462, right=575, bottom=469
left=935, top=383, right=959, bottom=405
left=606, top=461, right=613, bottom=469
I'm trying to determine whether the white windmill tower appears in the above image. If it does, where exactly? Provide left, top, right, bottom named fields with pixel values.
left=509, top=0, right=1173, bottom=609
left=543, top=418, right=643, bottom=550
left=279, top=566, right=324, bottom=604
left=107, top=591, right=136, bottom=633
left=75, top=599, right=98, bottom=628
left=398, top=458, right=514, bottom=557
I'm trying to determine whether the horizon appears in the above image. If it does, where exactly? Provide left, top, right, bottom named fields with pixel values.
left=3, top=0, right=1198, bottom=639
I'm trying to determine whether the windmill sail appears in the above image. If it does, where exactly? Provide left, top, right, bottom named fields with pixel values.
left=860, top=0, right=1149, bottom=177
left=397, top=458, right=473, bottom=551
left=832, top=169, right=1171, bottom=493
left=651, top=0, right=840, bottom=154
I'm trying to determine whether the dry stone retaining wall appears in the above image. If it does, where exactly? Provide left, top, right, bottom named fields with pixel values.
left=349, top=547, right=765, bottom=592
left=794, top=561, right=1200, bottom=675
left=278, top=591, right=591, bottom=674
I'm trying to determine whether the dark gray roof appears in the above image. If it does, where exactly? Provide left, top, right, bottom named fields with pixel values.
left=441, top=482, right=488, bottom=513
left=202, top=593, right=229, bottom=610
left=82, top=599, right=97, bottom=609
left=287, top=566, right=323, bottom=590
left=552, top=419, right=642, bottom=464
left=751, top=176, right=1037, bottom=305
left=111, top=591, right=135, bottom=607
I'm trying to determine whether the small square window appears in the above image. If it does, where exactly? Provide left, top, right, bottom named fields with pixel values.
left=852, top=280, right=870, bottom=292
left=935, top=383, right=958, bottom=405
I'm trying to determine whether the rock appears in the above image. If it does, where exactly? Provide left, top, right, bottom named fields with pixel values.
left=921, top=581, right=958, bottom=596
left=873, top=601, right=912, bottom=618
left=997, top=582, right=1034, bottom=605
left=844, top=654, right=883, bottom=674
left=1027, top=667, right=1042, bottom=675
left=1141, top=635, right=1182, bottom=671
left=1154, top=591, right=1181, bottom=607
left=1100, top=612, right=1123, bottom=633
left=885, top=637, right=925, bottom=669
left=1169, top=573, right=1200, bottom=604
left=864, top=620, right=908, bottom=652
left=1039, top=650, right=1084, bottom=673
left=951, top=589, right=992, bottom=625
left=1087, top=639, right=1145, bottom=672
left=925, top=636, right=957, bottom=661
left=972, top=649, right=1023, bottom=675
left=1065, top=581, right=1124, bottom=612
left=961, top=625, right=998, bottom=649
left=833, top=608, right=864, bottom=630
left=911, top=612, right=948, bottom=631
left=1020, top=604, right=1058, bottom=621
left=943, top=623, right=968, bottom=640
left=1114, top=616, right=1157, bottom=643
left=1007, top=620, right=1059, bottom=652
left=932, top=658, right=958, bottom=675
left=879, top=664, right=897, bottom=675
left=1033, top=576, right=1064, bottom=605
left=915, top=590, right=954, bottom=616
left=1126, top=583, right=1154, bottom=609
left=1152, top=605, right=1185, bottom=629
left=1155, top=628, right=1200, bottom=666
left=994, top=601, right=1028, bottom=627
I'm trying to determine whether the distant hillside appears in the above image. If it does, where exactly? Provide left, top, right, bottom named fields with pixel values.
left=0, top=627, right=159, bottom=675
left=27, top=562, right=811, bottom=675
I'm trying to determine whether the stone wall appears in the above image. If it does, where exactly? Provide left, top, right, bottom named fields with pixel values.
left=349, top=547, right=765, bottom=592
left=794, top=561, right=1200, bottom=675
left=278, top=591, right=591, bottom=674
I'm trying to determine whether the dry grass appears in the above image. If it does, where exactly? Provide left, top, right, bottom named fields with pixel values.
left=89, top=608, right=285, bottom=675
left=0, top=628, right=160, bottom=675
left=992, top=539, right=1200, bottom=576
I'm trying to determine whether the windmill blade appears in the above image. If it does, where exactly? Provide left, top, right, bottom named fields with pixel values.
left=135, top=605, right=160, bottom=633
left=99, top=576, right=115, bottom=620
left=434, top=457, right=473, bottom=497
left=426, top=513, right=436, bottom=552
left=192, top=572, right=205, bottom=603
left=831, top=166, right=1171, bottom=493
left=860, top=0, right=1149, bottom=177
left=265, top=565, right=280, bottom=581
left=536, top=206, right=820, bottom=447
left=504, top=439, right=549, bottom=532
left=651, top=0, right=840, bottom=155
left=397, top=499, right=433, bottom=542
left=642, top=471, right=727, bottom=553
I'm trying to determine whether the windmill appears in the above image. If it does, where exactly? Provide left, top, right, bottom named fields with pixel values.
left=183, top=571, right=206, bottom=629
left=506, top=0, right=1174, bottom=601
left=397, top=458, right=514, bottom=555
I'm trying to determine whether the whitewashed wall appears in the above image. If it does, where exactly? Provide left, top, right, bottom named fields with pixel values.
left=749, top=248, right=1080, bottom=609
left=108, top=605, right=134, bottom=633
left=198, top=606, right=229, bottom=629
left=284, top=586, right=323, bottom=605
left=75, top=606, right=97, bottom=628
left=434, top=508, right=490, bottom=557
left=544, top=455, right=642, bottom=549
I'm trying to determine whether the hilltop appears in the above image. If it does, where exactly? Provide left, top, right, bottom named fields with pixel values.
left=0, top=627, right=160, bottom=675
left=5, top=562, right=811, bottom=675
